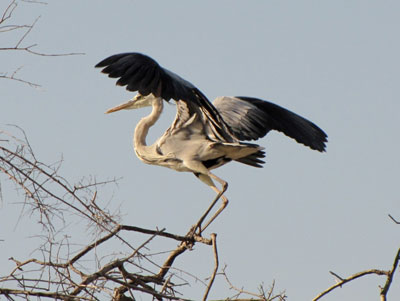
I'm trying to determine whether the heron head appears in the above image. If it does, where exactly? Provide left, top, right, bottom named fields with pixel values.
left=105, top=94, right=153, bottom=114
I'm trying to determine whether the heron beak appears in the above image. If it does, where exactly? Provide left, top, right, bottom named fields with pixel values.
left=105, top=100, right=136, bottom=114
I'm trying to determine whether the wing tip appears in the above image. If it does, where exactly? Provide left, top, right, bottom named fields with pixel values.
left=309, top=130, right=328, bottom=152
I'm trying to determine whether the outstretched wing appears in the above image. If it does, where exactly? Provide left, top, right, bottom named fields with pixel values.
left=213, top=96, right=327, bottom=152
left=95, top=53, right=232, bottom=141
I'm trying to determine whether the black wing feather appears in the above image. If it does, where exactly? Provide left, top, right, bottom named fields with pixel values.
left=213, top=96, right=327, bottom=152
left=96, top=52, right=192, bottom=102
left=96, top=52, right=232, bottom=141
left=116, top=61, right=142, bottom=85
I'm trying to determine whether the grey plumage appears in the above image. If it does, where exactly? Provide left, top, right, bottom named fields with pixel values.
left=213, top=96, right=327, bottom=152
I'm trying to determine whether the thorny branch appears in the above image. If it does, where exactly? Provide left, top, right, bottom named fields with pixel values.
left=1, top=0, right=84, bottom=87
left=1, top=127, right=283, bottom=300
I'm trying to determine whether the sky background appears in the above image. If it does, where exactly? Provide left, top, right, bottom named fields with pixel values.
left=1, top=1, right=400, bottom=300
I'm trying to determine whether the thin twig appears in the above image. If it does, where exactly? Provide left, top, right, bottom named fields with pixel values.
left=1, top=0, right=84, bottom=88
left=388, top=214, right=400, bottom=225
left=0, top=0, right=17, bottom=25
left=221, top=265, right=274, bottom=300
left=203, top=233, right=218, bottom=301
left=0, top=73, right=41, bottom=88
left=329, top=271, right=344, bottom=282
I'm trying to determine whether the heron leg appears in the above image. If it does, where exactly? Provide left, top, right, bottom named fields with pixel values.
left=200, top=173, right=229, bottom=232
left=183, top=160, right=229, bottom=234
left=192, top=172, right=229, bottom=235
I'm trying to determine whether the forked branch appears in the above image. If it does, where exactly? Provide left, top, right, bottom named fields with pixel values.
left=313, top=247, right=400, bottom=301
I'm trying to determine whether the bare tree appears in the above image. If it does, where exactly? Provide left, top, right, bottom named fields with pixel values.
left=0, top=127, right=286, bottom=300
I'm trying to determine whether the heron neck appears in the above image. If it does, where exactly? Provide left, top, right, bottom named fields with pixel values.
left=134, top=97, right=163, bottom=151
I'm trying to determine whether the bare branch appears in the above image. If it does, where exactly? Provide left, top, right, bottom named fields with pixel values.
left=220, top=266, right=287, bottom=301
left=120, top=224, right=211, bottom=245
left=0, top=0, right=17, bottom=25
left=0, top=68, right=41, bottom=88
left=0, top=287, right=90, bottom=300
left=314, top=246, right=400, bottom=301
left=21, top=0, right=48, bottom=4
left=380, top=247, right=400, bottom=300
left=1, top=0, right=84, bottom=88
left=388, top=214, right=400, bottom=225
left=203, top=233, right=218, bottom=301
left=313, top=269, right=389, bottom=300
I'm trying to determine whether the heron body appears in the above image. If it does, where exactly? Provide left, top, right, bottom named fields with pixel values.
left=96, top=52, right=327, bottom=231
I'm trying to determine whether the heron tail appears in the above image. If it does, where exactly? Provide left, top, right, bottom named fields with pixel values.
left=235, top=150, right=266, bottom=168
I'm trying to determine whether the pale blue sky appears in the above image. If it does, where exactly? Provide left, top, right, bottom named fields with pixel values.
left=1, top=1, right=400, bottom=300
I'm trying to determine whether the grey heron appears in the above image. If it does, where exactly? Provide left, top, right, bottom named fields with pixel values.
left=95, top=52, right=327, bottom=232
